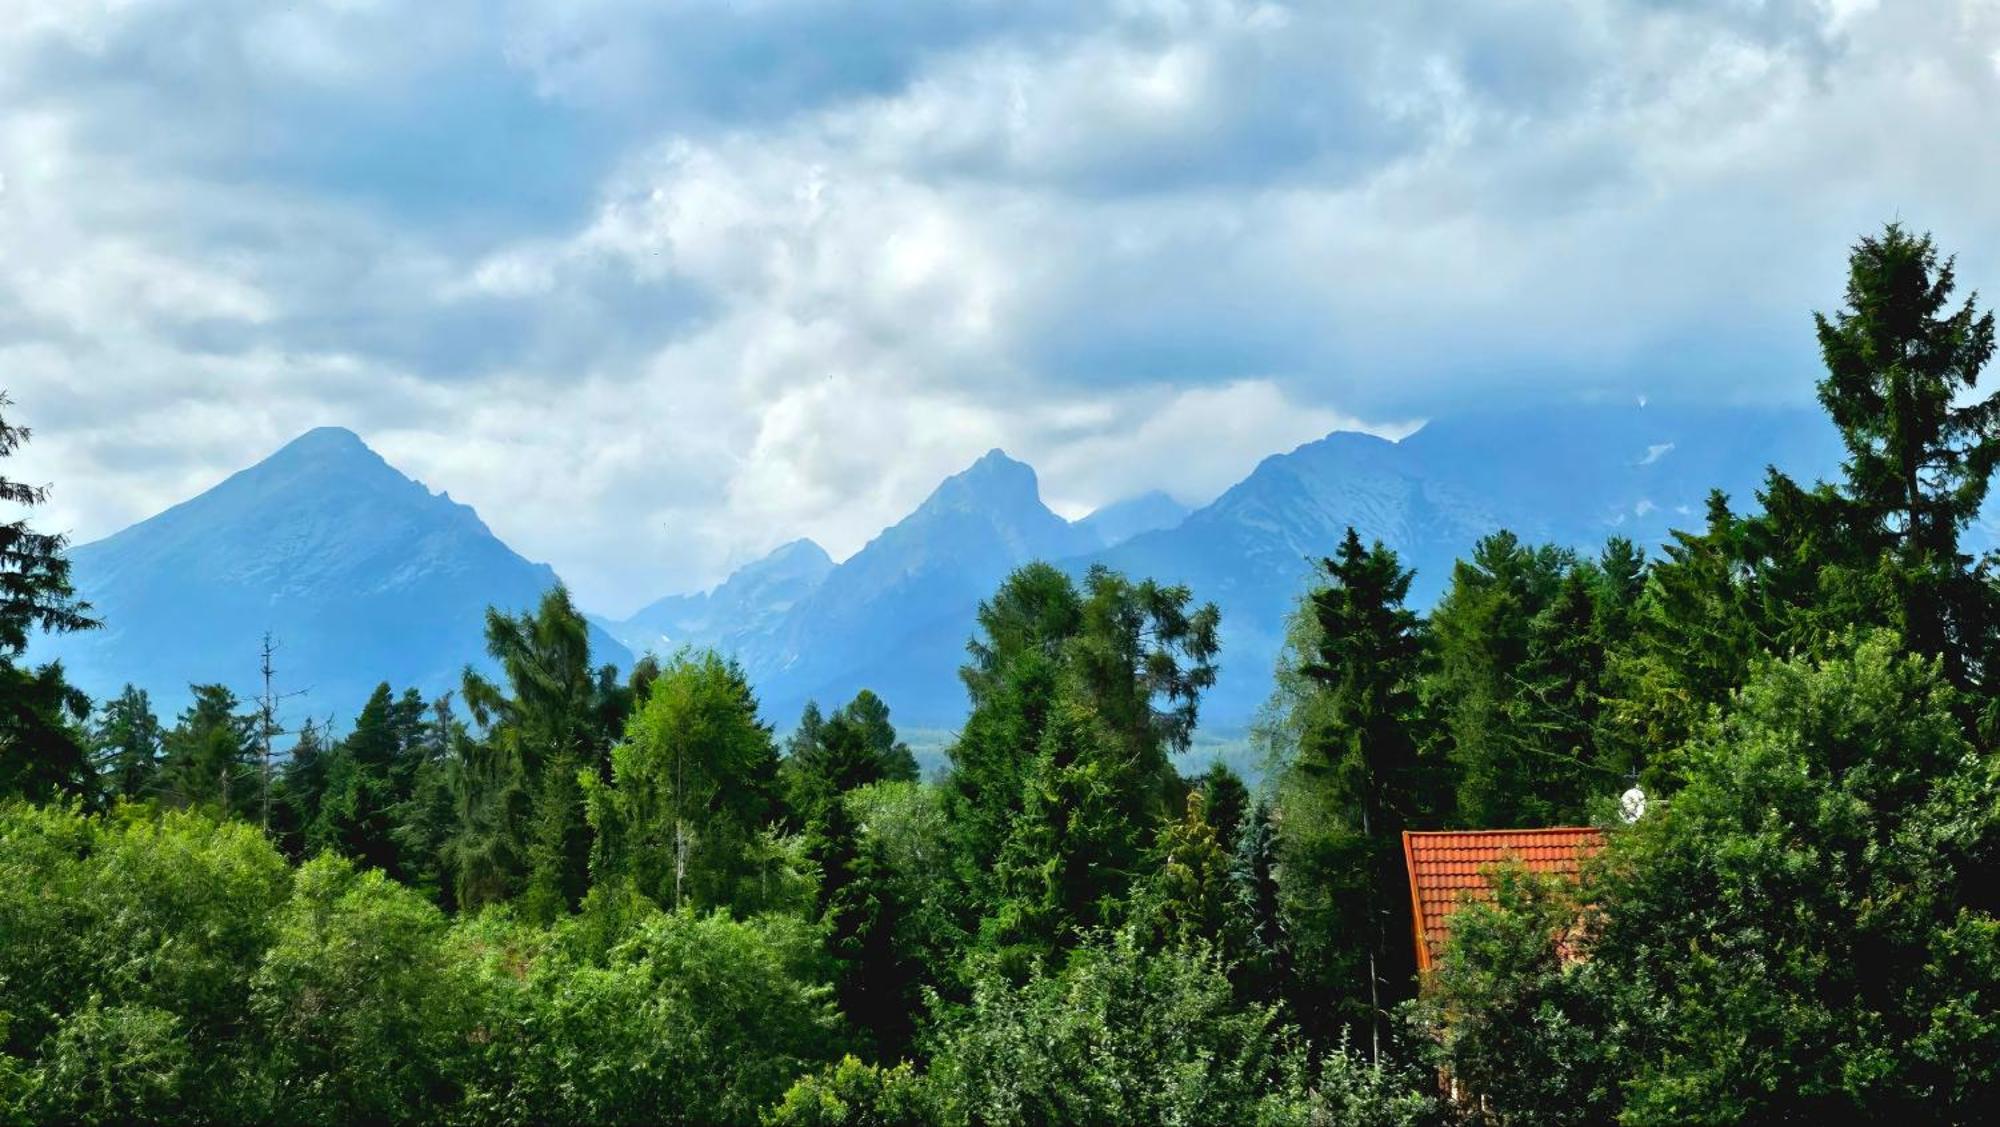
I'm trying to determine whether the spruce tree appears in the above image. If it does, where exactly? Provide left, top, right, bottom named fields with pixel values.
left=0, top=394, right=99, bottom=803
left=92, top=685, right=164, bottom=800
left=159, top=684, right=255, bottom=814
left=1280, top=528, right=1431, bottom=1054
left=1813, top=223, right=1999, bottom=682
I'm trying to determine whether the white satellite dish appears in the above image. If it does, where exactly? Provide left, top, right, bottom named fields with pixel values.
left=1619, top=786, right=1647, bottom=823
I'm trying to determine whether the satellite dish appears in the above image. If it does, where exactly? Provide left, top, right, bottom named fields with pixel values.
left=1619, top=786, right=1647, bottom=823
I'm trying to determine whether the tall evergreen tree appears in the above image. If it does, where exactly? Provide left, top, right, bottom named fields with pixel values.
left=458, top=587, right=623, bottom=920
left=1279, top=528, right=1432, bottom=1055
left=308, top=684, right=428, bottom=876
left=950, top=563, right=1219, bottom=966
left=1813, top=223, right=1999, bottom=683
left=0, top=394, right=98, bottom=803
left=92, top=685, right=164, bottom=801
left=159, top=685, right=255, bottom=815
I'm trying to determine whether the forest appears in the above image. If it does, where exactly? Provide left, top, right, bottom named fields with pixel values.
left=2, top=224, right=1997, bottom=1125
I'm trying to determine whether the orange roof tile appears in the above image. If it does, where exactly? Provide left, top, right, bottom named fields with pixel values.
left=1403, top=828, right=1606, bottom=973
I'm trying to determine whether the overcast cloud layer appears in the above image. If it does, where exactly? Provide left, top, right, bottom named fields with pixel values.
left=5, top=0, right=1999, bottom=613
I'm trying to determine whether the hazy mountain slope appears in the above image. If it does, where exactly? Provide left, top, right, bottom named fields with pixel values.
left=36, top=427, right=630, bottom=727
left=1076, top=490, right=1192, bottom=548
left=607, top=538, right=833, bottom=658
left=746, top=449, right=1097, bottom=726
left=1087, top=402, right=1846, bottom=726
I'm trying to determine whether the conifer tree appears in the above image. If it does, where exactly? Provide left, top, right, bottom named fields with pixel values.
left=1279, top=528, right=1431, bottom=1054
left=159, top=685, right=255, bottom=814
left=1813, top=223, right=1999, bottom=682
left=1147, top=788, right=1239, bottom=952
left=459, top=587, right=621, bottom=919
left=0, top=394, right=98, bottom=803
left=93, top=685, right=164, bottom=800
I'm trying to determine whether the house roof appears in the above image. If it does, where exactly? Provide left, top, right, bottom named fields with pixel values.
left=1402, top=828, right=1606, bottom=973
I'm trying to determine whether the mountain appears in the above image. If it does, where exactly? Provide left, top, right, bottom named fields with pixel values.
left=50, top=403, right=1853, bottom=742
left=606, top=538, right=833, bottom=657
left=1076, top=490, right=1192, bottom=548
left=35, top=427, right=631, bottom=728
left=744, top=449, right=1097, bottom=727
left=605, top=403, right=1848, bottom=734
left=1092, top=402, right=1847, bottom=724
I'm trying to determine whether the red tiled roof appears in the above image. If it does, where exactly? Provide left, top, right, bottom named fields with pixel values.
left=1403, top=828, right=1606, bottom=973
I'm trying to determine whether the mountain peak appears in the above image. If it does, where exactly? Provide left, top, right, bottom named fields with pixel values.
left=274, top=425, right=374, bottom=459
left=931, top=447, right=1040, bottom=503
left=1077, top=490, right=1192, bottom=548
left=767, top=538, right=833, bottom=567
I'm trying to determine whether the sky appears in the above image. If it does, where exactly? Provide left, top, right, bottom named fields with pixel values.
left=5, top=0, right=2000, bottom=616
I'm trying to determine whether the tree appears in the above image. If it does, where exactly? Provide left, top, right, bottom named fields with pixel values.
left=93, top=685, right=164, bottom=801
left=1194, top=760, right=1250, bottom=856
left=390, top=695, right=467, bottom=907
left=458, top=587, right=629, bottom=919
left=1427, top=634, right=2000, bottom=1123
left=924, top=930, right=1348, bottom=1127
left=1277, top=528, right=1434, bottom=1054
left=1143, top=788, right=1239, bottom=953
left=1230, top=798, right=1287, bottom=1003
left=158, top=685, right=255, bottom=815
left=947, top=563, right=1218, bottom=938
left=308, top=684, right=428, bottom=876
left=1813, top=223, right=1999, bottom=680
left=788, top=694, right=914, bottom=825
left=582, top=650, right=784, bottom=915
left=249, top=856, right=477, bottom=1124
left=0, top=394, right=99, bottom=803
left=984, top=693, right=1148, bottom=967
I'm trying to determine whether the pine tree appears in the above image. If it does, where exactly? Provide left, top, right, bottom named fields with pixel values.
left=1147, top=788, right=1239, bottom=952
left=984, top=693, right=1144, bottom=970
left=310, top=684, right=429, bottom=876
left=948, top=563, right=1218, bottom=929
left=1230, top=798, right=1287, bottom=1003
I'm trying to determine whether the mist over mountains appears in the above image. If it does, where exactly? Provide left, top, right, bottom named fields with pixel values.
left=41, top=403, right=1847, bottom=734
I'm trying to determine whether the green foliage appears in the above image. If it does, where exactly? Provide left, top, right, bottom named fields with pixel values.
left=1431, top=531, right=1615, bottom=826
left=455, top=587, right=635, bottom=918
left=465, top=902, right=841, bottom=1125
left=1814, top=224, right=1999, bottom=675
left=250, top=854, right=476, bottom=1124
left=0, top=802, right=291, bottom=1121
left=950, top=563, right=1220, bottom=972
left=924, top=929, right=1417, bottom=1127
left=1274, top=529, right=1435, bottom=1047
left=1141, top=788, right=1241, bottom=953
left=157, top=684, right=256, bottom=816
left=307, top=683, right=429, bottom=875
left=0, top=395, right=99, bottom=807
left=90, top=685, right=163, bottom=801
left=763, top=1056, right=929, bottom=1127
left=24, top=1000, right=192, bottom=1125
left=1427, top=634, right=2000, bottom=1123
left=584, top=649, right=786, bottom=915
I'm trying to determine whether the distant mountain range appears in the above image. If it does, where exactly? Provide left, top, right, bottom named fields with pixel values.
left=34, top=427, right=632, bottom=727
left=41, top=403, right=1855, bottom=735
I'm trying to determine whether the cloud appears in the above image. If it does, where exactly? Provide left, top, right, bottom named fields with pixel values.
left=4, top=0, right=2000, bottom=615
